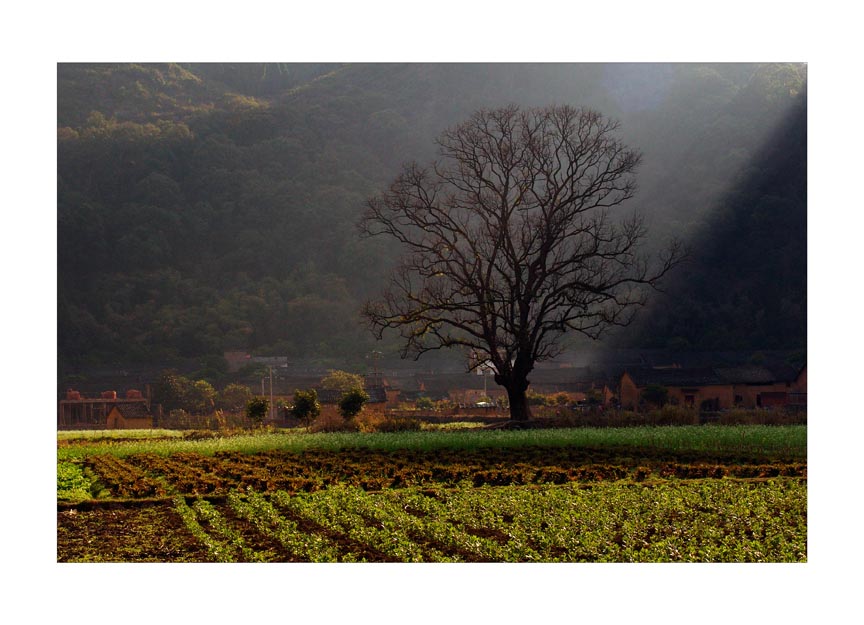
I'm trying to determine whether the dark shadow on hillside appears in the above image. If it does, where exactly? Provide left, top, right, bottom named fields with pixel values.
left=627, top=85, right=807, bottom=354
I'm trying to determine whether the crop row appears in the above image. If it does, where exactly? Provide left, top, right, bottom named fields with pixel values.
left=77, top=449, right=805, bottom=499
left=57, top=461, right=93, bottom=501
left=85, top=455, right=167, bottom=498
left=227, top=489, right=346, bottom=562
left=144, top=479, right=805, bottom=563
left=133, top=453, right=224, bottom=495
left=378, top=480, right=808, bottom=562
left=173, top=496, right=271, bottom=562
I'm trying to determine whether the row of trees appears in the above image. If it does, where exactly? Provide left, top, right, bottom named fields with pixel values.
left=154, top=369, right=370, bottom=426
left=292, top=383, right=371, bottom=420
left=249, top=387, right=370, bottom=427
left=153, top=371, right=253, bottom=415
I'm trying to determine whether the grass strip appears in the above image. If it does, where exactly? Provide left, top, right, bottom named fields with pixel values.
left=58, top=425, right=807, bottom=461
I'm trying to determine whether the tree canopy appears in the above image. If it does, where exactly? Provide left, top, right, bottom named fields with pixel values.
left=338, top=387, right=369, bottom=420
left=320, top=370, right=365, bottom=391
left=362, top=105, right=683, bottom=420
left=291, top=388, right=321, bottom=426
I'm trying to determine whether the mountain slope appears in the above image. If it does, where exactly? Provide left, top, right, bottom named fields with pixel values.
left=57, top=63, right=806, bottom=371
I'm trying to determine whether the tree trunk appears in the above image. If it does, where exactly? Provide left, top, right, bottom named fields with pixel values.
left=506, top=379, right=532, bottom=422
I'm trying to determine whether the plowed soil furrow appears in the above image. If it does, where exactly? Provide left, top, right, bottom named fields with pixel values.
left=106, top=449, right=807, bottom=495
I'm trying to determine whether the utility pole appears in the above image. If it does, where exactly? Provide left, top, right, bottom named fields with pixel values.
left=369, top=350, right=382, bottom=388
left=269, top=366, right=275, bottom=422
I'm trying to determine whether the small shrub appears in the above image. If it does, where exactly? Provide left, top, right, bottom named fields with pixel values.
left=526, top=390, right=547, bottom=405
left=415, top=396, right=435, bottom=411
left=648, top=404, right=699, bottom=426
left=549, top=392, right=571, bottom=406
left=163, top=408, right=196, bottom=429
left=375, top=416, right=423, bottom=433
left=339, top=387, right=369, bottom=420
left=718, top=409, right=806, bottom=426
left=434, top=399, right=457, bottom=411
left=291, top=388, right=321, bottom=427
left=245, top=397, right=269, bottom=426
left=217, top=383, right=252, bottom=412
left=187, top=379, right=218, bottom=415
left=179, top=429, right=203, bottom=440
left=641, top=385, right=669, bottom=408
left=353, top=410, right=396, bottom=433
left=309, top=412, right=360, bottom=433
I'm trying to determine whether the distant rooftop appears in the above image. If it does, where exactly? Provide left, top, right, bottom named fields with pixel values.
left=624, top=363, right=803, bottom=387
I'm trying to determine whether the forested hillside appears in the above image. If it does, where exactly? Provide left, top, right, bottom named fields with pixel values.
left=57, top=63, right=806, bottom=372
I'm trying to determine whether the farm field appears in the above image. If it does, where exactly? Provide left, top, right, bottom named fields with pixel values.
left=57, top=425, right=807, bottom=563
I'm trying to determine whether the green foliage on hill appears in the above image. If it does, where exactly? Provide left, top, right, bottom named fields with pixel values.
left=57, top=63, right=806, bottom=370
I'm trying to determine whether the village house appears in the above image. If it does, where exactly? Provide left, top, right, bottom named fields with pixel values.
left=58, top=388, right=154, bottom=429
left=223, top=350, right=252, bottom=373
left=223, top=351, right=291, bottom=373
left=618, top=364, right=807, bottom=411
left=379, top=366, right=620, bottom=409
left=106, top=402, right=154, bottom=429
left=528, top=365, right=618, bottom=407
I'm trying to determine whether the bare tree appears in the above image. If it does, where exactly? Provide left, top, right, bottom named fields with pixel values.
left=361, top=105, right=683, bottom=422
